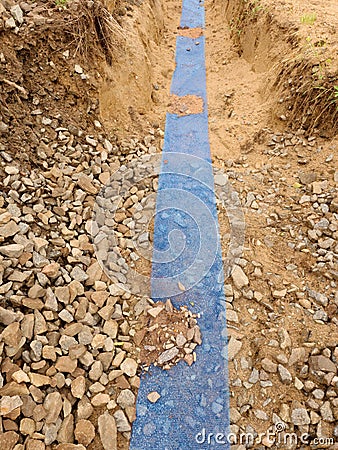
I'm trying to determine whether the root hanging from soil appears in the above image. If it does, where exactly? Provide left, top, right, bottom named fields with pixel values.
left=50, top=0, right=126, bottom=63
left=274, top=52, right=338, bottom=137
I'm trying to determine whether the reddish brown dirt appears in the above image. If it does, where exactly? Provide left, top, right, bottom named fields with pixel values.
left=168, top=94, right=204, bottom=116
left=177, top=26, right=204, bottom=38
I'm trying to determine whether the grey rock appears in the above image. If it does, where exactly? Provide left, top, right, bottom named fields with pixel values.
left=307, top=289, right=328, bottom=307
left=291, top=408, right=310, bottom=426
left=320, top=401, right=334, bottom=422
left=278, top=365, right=292, bottom=384
left=312, top=389, right=325, bottom=400
left=261, top=358, right=277, bottom=373
left=299, top=171, right=317, bottom=185
left=70, top=266, right=88, bottom=282
left=44, top=421, right=61, bottom=445
left=231, top=265, right=249, bottom=289
left=254, top=409, right=268, bottom=420
left=5, top=17, right=16, bottom=29
left=116, top=389, right=136, bottom=409
left=158, top=347, right=179, bottom=365
left=113, top=409, right=131, bottom=432
left=10, top=5, right=24, bottom=24
left=248, top=369, right=259, bottom=384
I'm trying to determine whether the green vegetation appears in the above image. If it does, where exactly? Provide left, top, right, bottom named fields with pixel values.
left=55, top=0, right=68, bottom=8
left=242, top=0, right=265, bottom=17
left=301, top=13, right=317, bottom=25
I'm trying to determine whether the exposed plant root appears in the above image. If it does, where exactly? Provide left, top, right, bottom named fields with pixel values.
left=274, top=52, right=338, bottom=136
left=45, top=0, right=126, bottom=63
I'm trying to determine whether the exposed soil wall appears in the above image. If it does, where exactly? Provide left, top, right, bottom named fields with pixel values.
left=99, top=0, right=166, bottom=135
left=216, top=0, right=297, bottom=73
left=210, top=0, right=338, bottom=137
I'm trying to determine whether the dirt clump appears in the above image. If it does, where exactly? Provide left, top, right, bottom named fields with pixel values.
left=137, top=300, right=202, bottom=370
left=168, top=94, right=204, bottom=116
left=177, top=26, right=204, bottom=38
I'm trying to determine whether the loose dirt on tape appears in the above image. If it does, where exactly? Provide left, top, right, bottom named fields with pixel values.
left=168, top=94, right=204, bottom=116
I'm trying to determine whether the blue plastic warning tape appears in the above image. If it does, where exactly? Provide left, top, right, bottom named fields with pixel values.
left=129, top=0, right=230, bottom=448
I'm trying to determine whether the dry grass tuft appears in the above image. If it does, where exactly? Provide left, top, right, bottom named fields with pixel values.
left=51, top=0, right=126, bottom=63
left=274, top=49, right=338, bottom=136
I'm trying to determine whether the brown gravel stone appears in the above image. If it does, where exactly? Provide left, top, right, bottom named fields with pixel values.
left=74, top=419, right=95, bottom=446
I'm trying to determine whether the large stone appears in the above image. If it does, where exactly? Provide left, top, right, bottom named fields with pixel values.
left=117, top=389, right=136, bottom=409
left=320, top=401, right=335, bottom=422
left=20, top=417, right=36, bottom=435
left=113, top=410, right=131, bottom=432
left=77, top=397, right=93, bottom=420
left=55, top=286, right=70, bottom=304
left=44, top=422, right=60, bottom=445
left=74, top=419, right=95, bottom=446
left=0, top=381, right=28, bottom=396
left=0, top=221, right=20, bottom=238
left=77, top=175, right=98, bottom=194
left=70, top=266, right=88, bottom=282
left=42, top=263, right=60, bottom=278
left=71, top=376, right=86, bottom=399
left=1, top=322, right=21, bottom=347
left=158, top=348, right=179, bottom=365
left=12, top=369, right=30, bottom=383
left=0, top=431, right=19, bottom=450
left=0, top=307, right=19, bottom=325
left=0, top=395, right=23, bottom=416
left=147, top=391, right=161, bottom=403
left=231, top=265, right=249, bottom=289
left=0, top=244, right=24, bottom=258
left=57, top=414, right=74, bottom=443
left=89, top=361, right=103, bottom=381
left=26, top=440, right=46, bottom=450
left=55, top=356, right=77, bottom=373
left=120, top=358, right=138, bottom=377
left=278, top=365, right=292, bottom=384
left=10, top=5, right=24, bottom=24
left=291, top=407, right=310, bottom=425
left=98, top=412, right=117, bottom=450
left=309, top=356, right=336, bottom=373
left=227, top=337, right=242, bottom=361
left=299, top=171, right=317, bottom=185
left=288, top=348, right=306, bottom=366
left=91, top=393, right=110, bottom=407
left=29, top=373, right=51, bottom=387
left=44, top=392, right=62, bottom=424
left=261, top=358, right=277, bottom=373
left=103, top=320, right=118, bottom=338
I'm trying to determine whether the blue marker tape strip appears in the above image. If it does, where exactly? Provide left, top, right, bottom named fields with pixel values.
left=130, top=0, right=230, bottom=448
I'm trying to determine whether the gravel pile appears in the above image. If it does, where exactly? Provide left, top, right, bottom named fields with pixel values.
left=0, top=115, right=166, bottom=449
